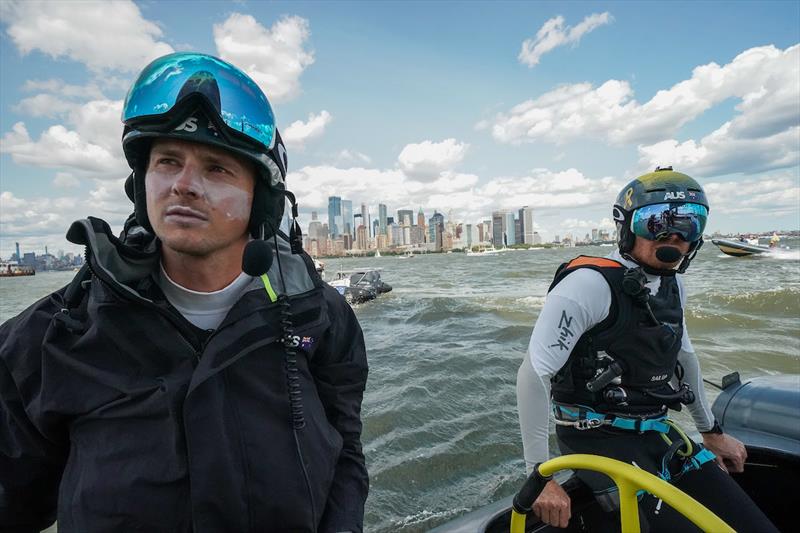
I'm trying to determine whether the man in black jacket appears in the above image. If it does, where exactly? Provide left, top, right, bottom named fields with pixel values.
left=0, top=52, right=368, bottom=533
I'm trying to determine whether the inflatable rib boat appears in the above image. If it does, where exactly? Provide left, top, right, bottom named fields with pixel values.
left=711, top=238, right=772, bottom=257
left=431, top=373, right=799, bottom=532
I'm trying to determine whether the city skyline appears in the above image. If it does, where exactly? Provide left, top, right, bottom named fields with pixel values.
left=1, top=2, right=798, bottom=257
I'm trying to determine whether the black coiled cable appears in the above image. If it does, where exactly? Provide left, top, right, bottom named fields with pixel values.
left=271, top=228, right=315, bottom=521
left=273, top=231, right=305, bottom=430
left=278, top=293, right=305, bottom=429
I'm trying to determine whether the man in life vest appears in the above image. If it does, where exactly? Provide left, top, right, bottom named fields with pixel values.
left=516, top=167, right=778, bottom=531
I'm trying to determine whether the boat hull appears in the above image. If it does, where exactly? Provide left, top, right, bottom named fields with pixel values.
left=712, top=238, right=770, bottom=257
left=431, top=374, right=799, bottom=532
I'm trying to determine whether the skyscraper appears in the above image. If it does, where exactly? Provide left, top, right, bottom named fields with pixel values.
left=521, top=207, right=534, bottom=244
left=397, top=209, right=413, bottom=227
left=328, top=196, right=342, bottom=238
left=492, top=211, right=506, bottom=245
left=378, top=203, right=387, bottom=236
left=504, top=212, right=515, bottom=246
left=361, top=203, right=369, bottom=238
left=428, top=212, right=444, bottom=251
left=342, top=199, right=353, bottom=239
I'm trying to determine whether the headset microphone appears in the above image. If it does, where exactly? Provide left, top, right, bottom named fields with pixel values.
left=242, top=240, right=273, bottom=276
left=655, top=246, right=682, bottom=263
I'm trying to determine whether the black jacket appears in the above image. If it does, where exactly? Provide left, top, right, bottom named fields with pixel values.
left=0, top=217, right=369, bottom=532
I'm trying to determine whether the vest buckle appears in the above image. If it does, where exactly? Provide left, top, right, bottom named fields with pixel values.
left=575, top=418, right=603, bottom=430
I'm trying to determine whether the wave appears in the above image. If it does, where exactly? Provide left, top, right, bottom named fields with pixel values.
left=693, top=287, right=800, bottom=316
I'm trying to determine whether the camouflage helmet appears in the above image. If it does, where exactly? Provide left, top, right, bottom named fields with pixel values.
left=614, top=167, right=708, bottom=215
left=613, top=167, right=709, bottom=271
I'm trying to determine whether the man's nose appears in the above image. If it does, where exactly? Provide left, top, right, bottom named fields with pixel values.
left=171, top=163, right=203, bottom=197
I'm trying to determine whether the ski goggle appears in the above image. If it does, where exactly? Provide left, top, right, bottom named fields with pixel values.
left=122, top=52, right=276, bottom=150
left=631, top=202, right=708, bottom=242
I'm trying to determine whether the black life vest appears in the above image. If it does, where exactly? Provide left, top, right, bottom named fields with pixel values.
left=549, top=256, right=684, bottom=414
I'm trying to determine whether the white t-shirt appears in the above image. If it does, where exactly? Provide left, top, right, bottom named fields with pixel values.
left=516, top=250, right=714, bottom=470
left=157, top=263, right=254, bottom=331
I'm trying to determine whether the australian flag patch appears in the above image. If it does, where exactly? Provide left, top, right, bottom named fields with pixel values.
left=300, top=336, right=316, bottom=351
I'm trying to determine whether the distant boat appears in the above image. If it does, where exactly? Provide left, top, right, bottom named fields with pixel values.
left=0, top=262, right=35, bottom=277
left=313, top=258, right=325, bottom=273
left=374, top=249, right=381, bottom=258
left=399, top=250, right=415, bottom=259
left=466, top=246, right=500, bottom=256
left=328, top=268, right=392, bottom=304
left=711, top=238, right=771, bottom=257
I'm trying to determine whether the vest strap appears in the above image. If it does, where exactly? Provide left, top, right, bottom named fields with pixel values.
left=553, top=404, right=669, bottom=433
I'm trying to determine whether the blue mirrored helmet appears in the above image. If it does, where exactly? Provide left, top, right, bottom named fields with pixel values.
left=123, top=52, right=276, bottom=151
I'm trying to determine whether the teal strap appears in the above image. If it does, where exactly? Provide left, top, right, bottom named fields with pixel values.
left=554, top=404, right=669, bottom=433
left=610, top=417, right=670, bottom=433
left=688, top=448, right=716, bottom=471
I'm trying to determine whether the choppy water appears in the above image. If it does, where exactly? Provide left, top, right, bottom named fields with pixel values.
left=2, top=242, right=799, bottom=531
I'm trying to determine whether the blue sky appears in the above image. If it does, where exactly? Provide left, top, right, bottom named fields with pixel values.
left=1, top=0, right=798, bottom=257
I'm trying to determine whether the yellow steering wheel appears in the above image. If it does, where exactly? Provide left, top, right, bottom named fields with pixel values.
left=510, top=454, right=735, bottom=533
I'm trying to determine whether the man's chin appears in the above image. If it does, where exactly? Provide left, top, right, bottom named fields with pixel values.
left=158, top=234, right=211, bottom=257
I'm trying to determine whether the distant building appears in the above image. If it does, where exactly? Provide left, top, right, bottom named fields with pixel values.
left=378, top=203, right=388, bottom=235
left=410, top=225, right=425, bottom=245
left=356, top=225, right=368, bottom=250
left=514, top=217, right=523, bottom=245
left=360, top=203, right=369, bottom=238
left=428, top=212, right=444, bottom=251
left=397, top=209, right=414, bottom=227
left=388, top=223, right=401, bottom=246
left=505, top=212, right=515, bottom=246
left=521, top=207, right=534, bottom=244
left=492, top=210, right=514, bottom=246
left=328, top=196, right=342, bottom=238
left=492, top=211, right=505, bottom=245
left=341, top=199, right=353, bottom=238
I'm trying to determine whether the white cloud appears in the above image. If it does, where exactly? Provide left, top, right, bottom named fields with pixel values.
left=53, top=172, right=80, bottom=188
left=67, top=99, right=125, bottom=155
left=637, top=126, right=800, bottom=177
left=1, top=121, right=125, bottom=176
left=2, top=0, right=173, bottom=72
left=214, top=13, right=314, bottom=103
left=335, top=150, right=372, bottom=165
left=282, top=110, right=332, bottom=149
left=519, top=12, right=612, bottom=67
left=14, top=94, right=77, bottom=118
left=490, top=44, right=800, bottom=167
left=704, top=174, right=800, bottom=216
left=397, top=139, right=469, bottom=179
left=0, top=179, right=131, bottom=253
left=14, top=79, right=107, bottom=118
left=288, top=162, right=623, bottom=232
